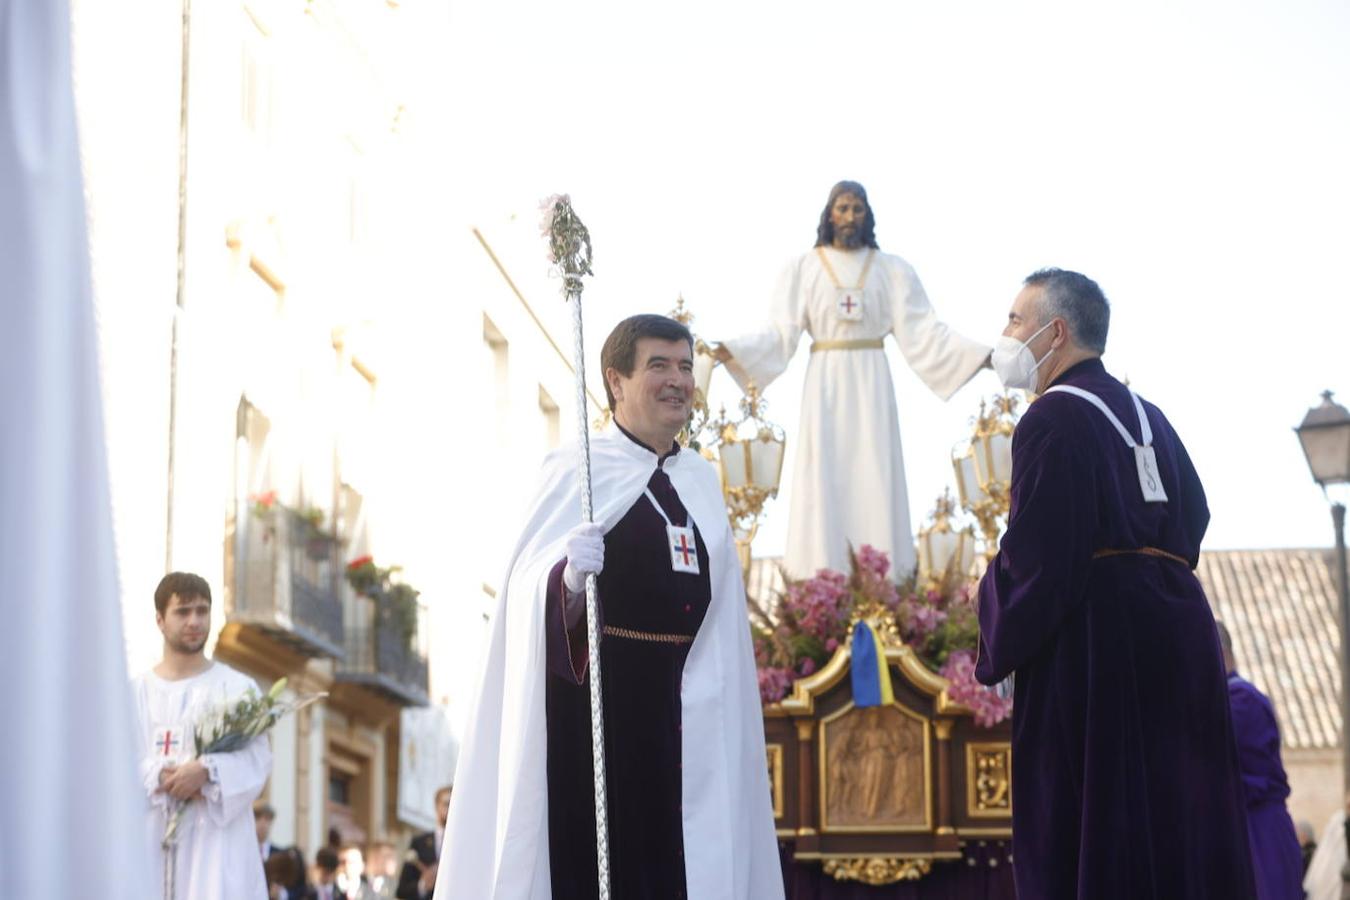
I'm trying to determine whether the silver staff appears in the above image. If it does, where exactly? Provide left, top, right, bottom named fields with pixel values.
left=543, top=194, right=610, bottom=898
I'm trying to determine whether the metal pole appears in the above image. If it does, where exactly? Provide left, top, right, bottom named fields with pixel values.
left=547, top=196, right=610, bottom=899
left=1332, top=502, right=1350, bottom=796
left=566, top=278, right=611, bottom=900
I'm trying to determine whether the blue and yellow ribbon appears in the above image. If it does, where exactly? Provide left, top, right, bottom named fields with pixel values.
left=849, top=620, right=895, bottom=708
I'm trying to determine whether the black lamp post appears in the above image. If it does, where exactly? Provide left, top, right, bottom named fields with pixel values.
left=1295, top=390, right=1350, bottom=792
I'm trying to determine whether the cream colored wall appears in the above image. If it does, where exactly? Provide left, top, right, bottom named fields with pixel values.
left=1286, top=748, right=1340, bottom=837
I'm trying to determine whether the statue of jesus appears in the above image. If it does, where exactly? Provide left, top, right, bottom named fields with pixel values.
left=714, top=180, right=989, bottom=579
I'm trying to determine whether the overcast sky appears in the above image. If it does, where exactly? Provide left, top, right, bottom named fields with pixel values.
left=428, top=0, right=1350, bottom=555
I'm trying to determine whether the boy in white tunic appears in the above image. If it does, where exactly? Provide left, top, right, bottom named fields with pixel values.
left=132, top=572, right=272, bottom=900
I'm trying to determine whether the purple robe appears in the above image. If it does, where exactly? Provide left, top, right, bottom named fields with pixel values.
left=545, top=429, right=710, bottom=900
left=1227, top=673, right=1304, bottom=899
left=975, top=358, right=1255, bottom=899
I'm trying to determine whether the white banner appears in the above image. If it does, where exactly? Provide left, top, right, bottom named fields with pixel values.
left=398, top=705, right=458, bottom=830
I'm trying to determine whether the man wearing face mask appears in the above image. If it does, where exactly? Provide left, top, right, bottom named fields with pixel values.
left=976, top=269, right=1256, bottom=899
left=435, top=314, right=782, bottom=899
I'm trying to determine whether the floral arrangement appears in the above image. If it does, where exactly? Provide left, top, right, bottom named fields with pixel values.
left=751, top=544, right=1012, bottom=728
left=344, top=556, right=421, bottom=651
left=164, top=678, right=325, bottom=848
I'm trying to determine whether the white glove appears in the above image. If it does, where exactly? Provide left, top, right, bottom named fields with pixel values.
left=562, top=523, right=605, bottom=594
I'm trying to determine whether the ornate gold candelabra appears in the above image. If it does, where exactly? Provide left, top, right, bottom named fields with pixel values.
left=951, top=394, right=1020, bottom=562
left=667, top=297, right=787, bottom=575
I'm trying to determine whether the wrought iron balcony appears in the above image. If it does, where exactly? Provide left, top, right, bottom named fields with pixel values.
left=335, top=590, right=430, bottom=707
left=228, top=506, right=346, bottom=659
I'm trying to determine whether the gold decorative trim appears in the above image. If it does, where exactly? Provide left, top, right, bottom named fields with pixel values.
left=819, top=700, right=932, bottom=834
left=956, top=827, right=1014, bottom=837
left=766, top=743, right=784, bottom=819
left=822, top=857, right=933, bottom=885
left=601, top=625, right=692, bottom=644
left=934, top=718, right=955, bottom=740
left=249, top=254, right=285, bottom=295
left=966, top=742, right=1013, bottom=818
left=810, top=338, right=886, bottom=353
left=779, top=644, right=960, bottom=716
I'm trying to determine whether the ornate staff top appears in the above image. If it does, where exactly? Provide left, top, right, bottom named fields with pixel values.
left=540, top=193, right=594, bottom=293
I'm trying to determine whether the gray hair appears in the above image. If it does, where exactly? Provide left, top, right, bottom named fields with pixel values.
left=1024, top=268, right=1110, bottom=354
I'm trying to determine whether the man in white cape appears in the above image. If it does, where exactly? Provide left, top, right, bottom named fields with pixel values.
left=437, top=315, right=782, bottom=899
left=132, top=572, right=272, bottom=899
left=715, top=180, right=989, bottom=579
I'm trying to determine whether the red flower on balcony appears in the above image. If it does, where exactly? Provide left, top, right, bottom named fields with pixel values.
left=347, top=555, right=375, bottom=572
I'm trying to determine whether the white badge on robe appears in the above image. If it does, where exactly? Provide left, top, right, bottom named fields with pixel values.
left=152, top=725, right=189, bottom=762
left=645, top=489, right=700, bottom=575
left=1043, top=384, right=1168, bottom=503
left=835, top=286, right=864, bottom=321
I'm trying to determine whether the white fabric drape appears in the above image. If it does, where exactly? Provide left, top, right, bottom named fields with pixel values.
left=435, top=424, right=783, bottom=899
left=723, top=248, right=989, bottom=578
left=0, top=0, right=154, bottom=895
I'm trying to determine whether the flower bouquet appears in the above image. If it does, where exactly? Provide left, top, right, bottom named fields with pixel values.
left=750, top=544, right=1011, bottom=727
left=162, top=678, right=325, bottom=849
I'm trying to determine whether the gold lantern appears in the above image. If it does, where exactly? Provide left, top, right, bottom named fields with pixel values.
left=709, top=385, right=787, bottom=574
left=952, top=394, right=1020, bottom=561
left=916, top=489, right=977, bottom=591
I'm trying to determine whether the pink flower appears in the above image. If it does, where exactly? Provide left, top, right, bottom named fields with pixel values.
left=799, top=658, right=817, bottom=677
left=940, top=649, right=1013, bottom=728
left=757, top=667, right=793, bottom=705
left=825, top=637, right=838, bottom=652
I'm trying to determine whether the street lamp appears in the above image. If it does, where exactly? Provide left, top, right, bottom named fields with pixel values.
left=1295, top=390, right=1350, bottom=793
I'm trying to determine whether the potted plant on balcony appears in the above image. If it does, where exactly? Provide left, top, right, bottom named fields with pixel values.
left=298, top=506, right=337, bottom=561
left=247, top=490, right=279, bottom=543
left=344, top=556, right=420, bottom=654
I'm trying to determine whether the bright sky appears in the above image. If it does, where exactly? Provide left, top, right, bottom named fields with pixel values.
left=428, top=0, right=1350, bottom=554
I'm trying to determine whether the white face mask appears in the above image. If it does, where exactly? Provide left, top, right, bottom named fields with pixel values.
left=991, top=321, right=1055, bottom=392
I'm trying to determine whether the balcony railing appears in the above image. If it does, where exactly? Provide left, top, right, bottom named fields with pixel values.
left=335, top=590, right=430, bottom=706
left=229, top=507, right=346, bottom=659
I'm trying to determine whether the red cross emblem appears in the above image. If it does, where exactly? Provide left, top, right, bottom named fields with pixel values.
left=841, top=294, right=858, bottom=314
left=673, top=533, right=695, bottom=566
left=157, top=730, right=180, bottom=756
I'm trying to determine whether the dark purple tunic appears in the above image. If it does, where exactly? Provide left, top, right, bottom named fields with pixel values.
left=545, top=429, right=710, bottom=900
left=1228, top=673, right=1305, bottom=900
left=975, top=358, right=1256, bottom=899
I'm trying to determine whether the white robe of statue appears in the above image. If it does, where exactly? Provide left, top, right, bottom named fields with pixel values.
left=132, top=661, right=271, bottom=900
left=723, top=246, right=989, bottom=579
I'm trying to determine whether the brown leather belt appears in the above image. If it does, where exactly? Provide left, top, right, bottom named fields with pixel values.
left=602, top=625, right=694, bottom=645
left=1093, top=547, right=1191, bottom=568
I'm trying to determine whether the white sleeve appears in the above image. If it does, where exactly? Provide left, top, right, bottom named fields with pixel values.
left=720, top=259, right=806, bottom=392
left=889, top=261, right=989, bottom=401
left=200, top=733, right=271, bottom=827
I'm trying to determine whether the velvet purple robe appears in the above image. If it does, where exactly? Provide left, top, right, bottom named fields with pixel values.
left=545, top=432, right=710, bottom=900
left=1227, top=673, right=1305, bottom=899
left=975, top=358, right=1256, bottom=899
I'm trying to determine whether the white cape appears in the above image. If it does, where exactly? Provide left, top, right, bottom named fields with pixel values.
left=723, top=247, right=989, bottom=578
left=436, top=424, right=783, bottom=899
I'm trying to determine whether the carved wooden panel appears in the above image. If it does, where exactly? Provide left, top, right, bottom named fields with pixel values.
left=966, top=742, right=1012, bottom=818
left=820, top=703, right=931, bottom=832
